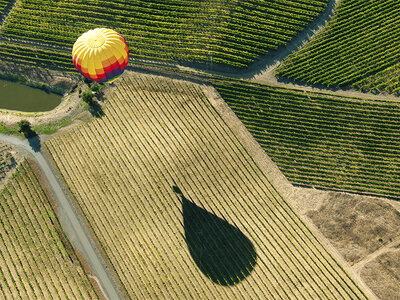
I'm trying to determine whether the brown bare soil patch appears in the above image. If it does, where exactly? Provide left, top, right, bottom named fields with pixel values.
left=307, top=192, right=400, bottom=264
left=361, top=250, right=400, bottom=300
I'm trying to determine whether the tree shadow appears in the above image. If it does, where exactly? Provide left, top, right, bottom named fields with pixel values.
left=173, top=186, right=257, bottom=286
left=89, top=101, right=105, bottom=118
left=27, top=134, right=41, bottom=152
left=19, top=127, right=41, bottom=152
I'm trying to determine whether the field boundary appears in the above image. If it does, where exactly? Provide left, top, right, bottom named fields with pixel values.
left=352, top=237, right=400, bottom=273
left=203, top=82, right=379, bottom=299
left=0, top=133, right=125, bottom=300
left=293, top=182, right=400, bottom=202
left=25, top=156, right=106, bottom=299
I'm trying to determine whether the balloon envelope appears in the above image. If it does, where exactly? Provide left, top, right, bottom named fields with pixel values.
left=72, top=28, right=129, bottom=83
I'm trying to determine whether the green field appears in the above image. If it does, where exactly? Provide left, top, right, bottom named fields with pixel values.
left=213, top=79, right=400, bottom=198
left=0, top=0, right=328, bottom=68
left=0, top=0, right=10, bottom=15
left=0, top=160, right=98, bottom=299
left=276, top=0, right=400, bottom=94
left=0, top=42, right=74, bottom=72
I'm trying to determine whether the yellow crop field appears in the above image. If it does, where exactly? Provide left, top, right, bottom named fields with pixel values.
left=46, top=74, right=367, bottom=299
left=0, top=160, right=99, bottom=299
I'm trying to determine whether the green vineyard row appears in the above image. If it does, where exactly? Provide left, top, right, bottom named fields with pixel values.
left=1, top=0, right=327, bottom=68
left=0, top=0, right=10, bottom=15
left=0, top=42, right=75, bottom=71
left=213, top=79, right=400, bottom=198
left=276, top=0, right=400, bottom=95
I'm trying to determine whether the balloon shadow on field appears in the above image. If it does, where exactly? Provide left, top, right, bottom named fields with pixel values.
left=172, top=186, right=257, bottom=286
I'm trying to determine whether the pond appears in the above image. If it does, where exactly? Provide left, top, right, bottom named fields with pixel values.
left=0, top=79, right=62, bottom=112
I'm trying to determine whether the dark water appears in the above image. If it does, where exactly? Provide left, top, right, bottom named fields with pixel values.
left=0, top=79, right=62, bottom=112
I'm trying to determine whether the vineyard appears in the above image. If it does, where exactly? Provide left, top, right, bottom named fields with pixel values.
left=0, top=159, right=99, bottom=299
left=0, top=0, right=398, bottom=298
left=0, top=0, right=10, bottom=15
left=0, top=142, right=17, bottom=186
left=45, top=74, right=367, bottom=299
left=0, top=0, right=327, bottom=68
left=276, top=0, right=400, bottom=94
left=356, top=62, right=400, bottom=95
left=0, top=42, right=74, bottom=72
left=213, top=79, right=400, bottom=198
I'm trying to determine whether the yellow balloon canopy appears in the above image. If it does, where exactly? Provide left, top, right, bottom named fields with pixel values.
left=72, top=28, right=129, bottom=83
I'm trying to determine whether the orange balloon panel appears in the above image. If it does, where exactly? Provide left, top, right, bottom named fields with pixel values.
left=72, top=28, right=129, bottom=83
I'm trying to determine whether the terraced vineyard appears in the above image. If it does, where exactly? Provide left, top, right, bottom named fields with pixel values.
left=1, top=0, right=327, bottom=68
left=213, top=79, right=400, bottom=198
left=45, top=74, right=367, bottom=299
left=276, top=0, right=400, bottom=94
left=0, top=160, right=99, bottom=299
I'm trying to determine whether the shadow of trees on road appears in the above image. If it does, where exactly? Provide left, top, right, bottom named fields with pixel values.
left=173, top=186, right=257, bottom=286
left=28, top=134, right=41, bottom=152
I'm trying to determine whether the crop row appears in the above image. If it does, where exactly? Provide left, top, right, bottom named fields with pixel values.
left=354, top=61, right=400, bottom=95
left=0, top=42, right=74, bottom=71
left=0, top=160, right=98, bottom=299
left=0, top=143, right=15, bottom=183
left=45, top=74, right=366, bottom=299
left=0, top=0, right=10, bottom=15
left=276, top=0, right=400, bottom=94
left=213, top=79, right=400, bottom=198
left=1, top=0, right=327, bottom=68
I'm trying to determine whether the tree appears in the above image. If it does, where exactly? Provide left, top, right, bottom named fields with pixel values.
left=91, top=83, right=105, bottom=98
left=18, top=120, right=35, bottom=138
left=91, top=83, right=100, bottom=93
left=18, top=120, right=31, bottom=133
left=82, top=89, right=94, bottom=105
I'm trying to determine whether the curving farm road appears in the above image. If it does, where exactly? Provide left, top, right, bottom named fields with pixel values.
left=0, top=133, right=123, bottom=300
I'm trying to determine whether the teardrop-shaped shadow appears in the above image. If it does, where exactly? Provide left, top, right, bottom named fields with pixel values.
left=173, top=186, right=257, bottom=286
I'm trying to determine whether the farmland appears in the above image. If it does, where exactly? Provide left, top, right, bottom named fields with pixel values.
left=213, top=79, right=400, bottom=198
left=45, top=74, right=367, bottom=299
left=276, top=0, right=400, bottom=94
left=0, top=0, right=399, bottom=298
left=0, top=42, right=74, bottom=72
left=0, top=159, right=99, bottom=299
left=292, top=184, right=400, bottom=300
left=361, top=249, right=400, bottom=300
left=0, top=0, right=10, bottom=15
left=0, top=142, right=18, bottom=187
left=0, top=0, right=328, bottom=68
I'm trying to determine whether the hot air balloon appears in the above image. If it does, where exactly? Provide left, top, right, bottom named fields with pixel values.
left=72, top=28, right=129, bottom=83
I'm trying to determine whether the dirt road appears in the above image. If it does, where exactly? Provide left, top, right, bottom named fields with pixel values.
left=0, top=133, right=123, bottom=300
